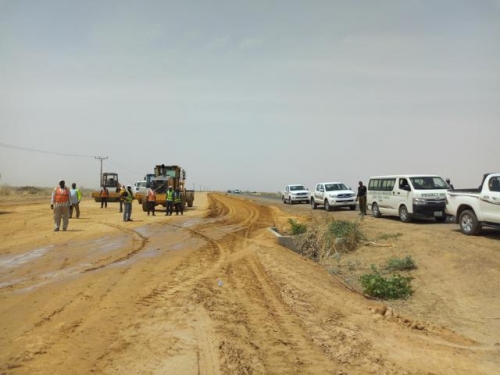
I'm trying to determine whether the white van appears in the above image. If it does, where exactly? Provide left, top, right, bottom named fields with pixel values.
left=368, top=175, right=449, bottom=222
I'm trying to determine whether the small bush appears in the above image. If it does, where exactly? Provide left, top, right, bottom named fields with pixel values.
left=386, top=255, right=417, bottom=271
left=326, top=220, right=364, bottom=252
left=288, top=218, right=307, bottom=235
left=359, top=265, right=413, bottom=300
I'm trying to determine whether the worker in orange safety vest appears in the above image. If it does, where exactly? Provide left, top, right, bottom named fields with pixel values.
left=100, top=185, right=109, bottom=208
left=50, top=179, right=70, bottom=231
left=146, top=186, right=157, bottom=216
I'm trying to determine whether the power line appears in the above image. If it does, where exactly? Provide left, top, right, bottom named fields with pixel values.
left=0, top=142, right=95, bottom=158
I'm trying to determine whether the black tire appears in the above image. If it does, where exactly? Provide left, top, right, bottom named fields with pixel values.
left=459, top=209, right=481, bottom=235
left=435, top=216, right=447, bottom=223
left=372, top=203, right=381, bottom=218
left=399, top=205, right=412, bottom=223
left=349, top=205, right=356, bottom=211
left=311, top=199, right=317, bottom=210
left=325, top=200, right=332, bottom=211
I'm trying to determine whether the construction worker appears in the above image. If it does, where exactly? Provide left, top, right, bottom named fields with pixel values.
left=100, top=185, right=109, bottom=208
left=69, top=182, right=82, bottom=219
left=165, top=186, right=174, bottom=216
left=146, top=186, right=156, bottom=216
left=51, top=179, right=70, bottom=231
left=174, top=188, right=183, bottom=216
left=121, top=185, right=134, bottom=222
left=118, top=184, right=126, bottom=213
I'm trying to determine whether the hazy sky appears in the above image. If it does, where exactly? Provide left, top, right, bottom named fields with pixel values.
left=1, top=0, right=499, bottom=192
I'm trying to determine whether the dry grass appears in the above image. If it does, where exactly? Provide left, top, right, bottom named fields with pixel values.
left=0, top=185, right=94, bottom=202
left=293, top=212, right=365, bottom=263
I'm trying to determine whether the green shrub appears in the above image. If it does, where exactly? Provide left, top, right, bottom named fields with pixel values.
left=288, top=218, right=307, bottom=235
left=359, top=265, right=413, bottom=300
left=386, top=255, right=417, bottom=271
left=326, top=220, right=364, bottom=252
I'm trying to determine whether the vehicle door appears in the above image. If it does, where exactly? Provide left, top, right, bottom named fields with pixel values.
left=283, top=186, right=289, bottom=200
left=391, top=178, right=411, bottom=214
left=314, top=184, right=325, bottom=203
left=374, top=178, right=395, bottom=214
left=480, top=175, right=500, bottom=222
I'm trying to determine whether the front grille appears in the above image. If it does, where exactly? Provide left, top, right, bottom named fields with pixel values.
left=337, top=194, right=354, bottom=198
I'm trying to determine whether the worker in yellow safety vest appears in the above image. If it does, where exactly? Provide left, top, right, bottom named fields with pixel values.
left=121, top=185, right=134, bottom=222
left=165, top=186, right=174, bottom=216
left=174, top=188, right=183, bottom=216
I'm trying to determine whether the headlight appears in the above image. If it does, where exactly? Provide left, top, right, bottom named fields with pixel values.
left=413, top=198, right=427, bottom=205
left=328, top=194, right=338, bottom=198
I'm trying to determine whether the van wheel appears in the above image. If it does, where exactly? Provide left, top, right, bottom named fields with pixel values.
left=372, top=203, right=381, bottom=218
left=459, top=209, right=481, bottom=235
left=325, top=200, right=332, bottom=211
left=399, top=205, right=412, bottom=222
left=311, top=199, right=317, bottom=210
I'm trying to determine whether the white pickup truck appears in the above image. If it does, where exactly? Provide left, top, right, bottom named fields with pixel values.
left=445, top=173, right=500, bottom=235
left=310, top=182, right=356, bottom=211
left=282, top=184, right=310, bottom=204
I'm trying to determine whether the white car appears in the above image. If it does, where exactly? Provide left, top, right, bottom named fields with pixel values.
left=310, top=182, right=356, bottom=211
left=282, top=184, right=310, bottom=204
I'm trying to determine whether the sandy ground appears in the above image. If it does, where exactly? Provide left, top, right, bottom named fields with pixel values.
left=0, top=193, right=499, bottom=374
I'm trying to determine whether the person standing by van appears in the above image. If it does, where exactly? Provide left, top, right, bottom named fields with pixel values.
left=356, top=181, right=367, bottom=215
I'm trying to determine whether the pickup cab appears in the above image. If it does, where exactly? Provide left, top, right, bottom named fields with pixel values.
left=310, top=182, right=356, bottom=211
left=445, top=173, right=500, bottom=235
left=282, top=184, right=310, bottom=204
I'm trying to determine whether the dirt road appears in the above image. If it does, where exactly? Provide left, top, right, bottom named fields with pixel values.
left=1, top=193, right=499, bottom=374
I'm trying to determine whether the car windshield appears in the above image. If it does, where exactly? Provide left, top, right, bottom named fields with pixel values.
left=290, top=185, right=305, bottom=191
left=325, top=183, right=348, bottom=191
left=410, top=177, right=448, bottom=190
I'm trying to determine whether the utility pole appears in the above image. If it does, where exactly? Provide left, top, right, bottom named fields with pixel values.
left=94, top=156, right=108, bottom=187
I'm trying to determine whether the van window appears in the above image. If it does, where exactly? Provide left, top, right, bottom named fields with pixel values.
left=368, top=178, right=395, bottom=191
